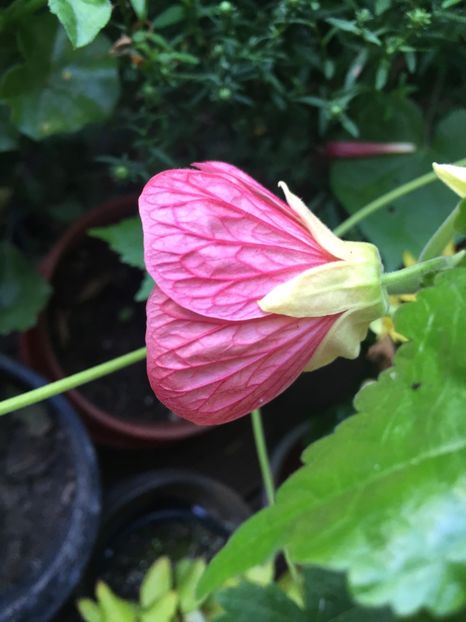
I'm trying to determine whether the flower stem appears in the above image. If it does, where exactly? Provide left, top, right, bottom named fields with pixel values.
left=418, top=200, right=464, bottom=262
left=251, top=409, right=275, bottom=505
left=0, top=347, right=147, bottom=416
left=250, top=409, right=302, bottom=589
left=381, top=252, right=465, bottom=295
left=334, top=156, right=466, bottom=237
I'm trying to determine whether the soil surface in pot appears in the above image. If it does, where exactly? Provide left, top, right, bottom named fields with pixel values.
left=97, top=512, right=227, bottom=600
left=0, top=380, right=76, bottom=593
left=48, top=236, right=177, bottom=424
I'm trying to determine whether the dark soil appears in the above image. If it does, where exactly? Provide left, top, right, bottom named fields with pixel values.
left=97, top=512, right=227, bottom=601
left=0, top=380, right=76, bottom=593
left=49, top=236, right=177, bottom=424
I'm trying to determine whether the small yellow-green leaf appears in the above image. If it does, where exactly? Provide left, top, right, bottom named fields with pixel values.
left=176, top=558, right=207, bottom=613
left=141, top=591, right=178, bottom=622
left=96, top=582, right=138, bottom=622
left=77, top=598, right=103, bottom=622
left=140, top=556, right=173, bottom=608
left=243, top=561, right=275, bottom=587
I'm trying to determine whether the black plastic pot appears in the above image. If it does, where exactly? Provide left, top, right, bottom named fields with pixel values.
left=83, top=470, right=250, bottom=600
left=0, top=355, right=101, bottom=622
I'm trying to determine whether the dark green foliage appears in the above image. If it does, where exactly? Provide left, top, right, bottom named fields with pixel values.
left=110, top=0, right=466, bottom=190
left=0, top=242, right=50, bottom=334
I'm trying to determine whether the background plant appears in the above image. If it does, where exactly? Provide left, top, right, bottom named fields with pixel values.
left=1, top=0, right=466, bottom=335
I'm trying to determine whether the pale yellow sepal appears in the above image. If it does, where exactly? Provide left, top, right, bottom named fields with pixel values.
left=433, top=162, right=466, bottom=198
left=278, top=181, right=369, bottom=262
left=258, top=182, right=389, bottom=371
left=304, top=300, right=386, bottom=371
left=258, top=248, right=382, bottom=318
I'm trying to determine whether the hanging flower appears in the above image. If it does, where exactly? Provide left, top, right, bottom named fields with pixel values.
left=139, top=162, right=387, bottom=425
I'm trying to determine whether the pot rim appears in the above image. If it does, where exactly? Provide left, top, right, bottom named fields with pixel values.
left=0, top=354, right=101, bottom=622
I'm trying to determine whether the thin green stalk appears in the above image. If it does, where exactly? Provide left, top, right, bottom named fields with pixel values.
left=0, top=347, right=147, bottom=416
left=381, top=252, right=465, bottom=295
left=250, top=409, right=302, bottom=589
left=334, top=156, right=466, bottom=237
left=251, top=409, right=275, bottom=505
left=418, top=200, right=462, bottom=262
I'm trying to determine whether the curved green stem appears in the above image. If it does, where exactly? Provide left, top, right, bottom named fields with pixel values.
left=334, top=156, right=466, bottom=237
left=381, top=252, right=465, bottom=295
left=418, top=200, right=463, bottom=262
left=250, top=408, right=302, bottom=588
left=251, top=409, right=275, bottom=505
left=0, top=347, right=147, bottom=416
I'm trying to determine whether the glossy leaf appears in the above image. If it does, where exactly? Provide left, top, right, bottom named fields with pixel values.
left=214, top=582, right=307, bottom=622
left=0, top=15, right=119, bottom=140
left=302, top=567, right=393, bottom=621
left=330, top=98, right=466, bottom=268
left=199, top=269, right=466, bottom=617
left=0, top=243, right=50, bottom=335
left=48, top=0, right=112, bottom=48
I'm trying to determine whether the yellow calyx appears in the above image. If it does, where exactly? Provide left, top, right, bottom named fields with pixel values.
left=257, top=183, right=388, bottom=371
left=433, top=162, right=466, bottom=198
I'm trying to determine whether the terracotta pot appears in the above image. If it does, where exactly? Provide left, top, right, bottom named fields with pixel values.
left=20, top=195, right=207, bottom=447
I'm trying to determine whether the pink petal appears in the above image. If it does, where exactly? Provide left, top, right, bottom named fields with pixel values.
left=146, top=286, right=339, bottom=425
left=139, top=163, right=336, bottom=321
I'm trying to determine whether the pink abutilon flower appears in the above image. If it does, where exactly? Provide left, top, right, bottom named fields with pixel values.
left=139, top=162, right=387, bottom=425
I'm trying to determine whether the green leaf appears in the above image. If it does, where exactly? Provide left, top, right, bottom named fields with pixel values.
left=454, top=198, right=466, bottom=235
left=0, top=102, right=19, bottom=151
left=96, top=582, right=138, bottom=622
left=214, top=582, right=307, bottom=622
left=48, top=0, right=112, bottom=48
left=130, top=0, right=148, bottom=19
left=176, top=558, right=207, bottom=613
left=0, top=242, right=50, bottom=335
left=89, top=216, right=154, bottom=301
left=330, top=98, right=466, bottom=269
left=135, top=272, right=154, bottom=302
left=153, top=6, right=185, bottom=29
left=325, top=18, right=359, bottom=35
left=89, top=216, right=144, bottom=269
left=141, top=591, right=178, bottom=622
left=140, top=556, right=173, bottom=609
left=303, top=567, right=393, bottom=621
left=200, top=269, right=466, bottom=617
left=0, top=14, right=119, bottom=140
left=77, top=598, right=104, bottom=622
